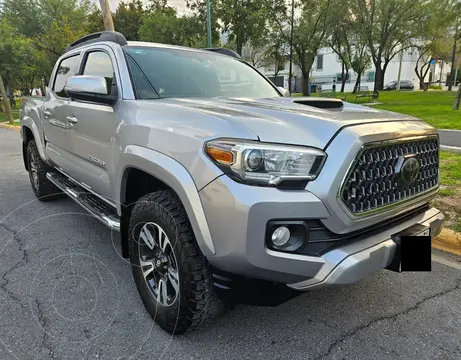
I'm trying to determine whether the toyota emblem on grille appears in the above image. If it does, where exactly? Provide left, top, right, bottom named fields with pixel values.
left=396, top=156, right=420, bottom=185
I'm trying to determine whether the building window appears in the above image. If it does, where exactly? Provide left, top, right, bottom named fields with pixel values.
left=316, top=54, right=323, bottom=70
left=366, top=71, right=375, bottom=82
left=336, top=73, right=350, bottom=82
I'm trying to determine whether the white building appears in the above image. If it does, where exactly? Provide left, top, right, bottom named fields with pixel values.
left=260, top=47, right=451, bottom=93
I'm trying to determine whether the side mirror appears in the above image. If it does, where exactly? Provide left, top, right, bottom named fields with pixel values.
left=64, top=75, right=117, bottom=105
left=277, top=86, right=290, bottom=97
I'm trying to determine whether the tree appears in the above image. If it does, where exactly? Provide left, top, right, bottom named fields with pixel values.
left=326, top=0, right=353, bottom=92
left=264, top=34, right=287, bottom=79
left=186, top=0, right=221, bottom=46
left=242, top=39, right=270, bottom=68
left=139, top=6, right=207, bottom=48
left=2, top=0, right=94, bottom=81
left=0, top=19, right=18, bottom=124
left=114, top=0, right=145, bottom=40
left=270, top=0, right=332, bottom=95
left=215, top=0, right=269, bottom=56
left=350, top=40, right=372, bottom=92
left=87, top=6, right=104, bottom=33
left=352, top=0, right=435, bottom=92
left=454, top=84, right=461, bottom=110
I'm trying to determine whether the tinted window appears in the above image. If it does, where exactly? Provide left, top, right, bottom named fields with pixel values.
left=125, top=47, right=280, bottom=99
left=83, top=52, right=115, bottom=94
left=53, top=55, right=80, bottom=98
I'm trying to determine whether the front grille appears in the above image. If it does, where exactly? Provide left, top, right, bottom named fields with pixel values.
left=340, top=137, right=439, bottom=215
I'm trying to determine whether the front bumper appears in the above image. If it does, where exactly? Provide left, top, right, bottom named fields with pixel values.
left=199, top=175, right=444, bottom=289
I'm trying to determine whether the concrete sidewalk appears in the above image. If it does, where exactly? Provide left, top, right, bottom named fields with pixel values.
left=438, top=129, right=461, bottom=153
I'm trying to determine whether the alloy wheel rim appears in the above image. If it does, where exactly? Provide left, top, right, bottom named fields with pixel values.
left=30, top=153, right=39, bottom=190
left=138, top=222, right=179, bottom=307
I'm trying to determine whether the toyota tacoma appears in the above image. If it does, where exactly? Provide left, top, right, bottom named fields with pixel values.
left=20, top=31, right=444, bottom=334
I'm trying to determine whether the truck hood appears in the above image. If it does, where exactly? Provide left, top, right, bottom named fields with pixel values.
left=153, top=97, right=423, bottom=149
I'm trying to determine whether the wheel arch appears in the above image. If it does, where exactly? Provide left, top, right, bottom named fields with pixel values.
left=22, top=126, right=35, bottom=170
left=116, top=145, right=216, bottom=258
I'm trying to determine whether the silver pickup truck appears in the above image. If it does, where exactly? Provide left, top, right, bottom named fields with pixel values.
left=20, top=31, right=444, bottom=334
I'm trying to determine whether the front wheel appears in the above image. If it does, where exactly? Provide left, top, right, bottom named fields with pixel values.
left=128, top=190, right=222, bottom=334
left=27, top=140, right=61, bottom=201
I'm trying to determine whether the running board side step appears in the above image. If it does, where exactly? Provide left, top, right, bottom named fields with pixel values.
left=46, top=172, right=120, bottom=231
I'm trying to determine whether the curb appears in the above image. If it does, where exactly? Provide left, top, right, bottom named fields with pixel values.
left=433, top=228, right=461, bottom=255
left=440, top=145, right=461, bottom=153
left=0, top=123, right=20, bottom=131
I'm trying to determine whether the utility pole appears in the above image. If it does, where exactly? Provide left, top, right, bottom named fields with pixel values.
left=396, top=50, right=404, bottom=91
left=288, top=0, right=294, bottom=93
left=448, top=26, right=457, bottom=91
left=99, top=0, right=114, bottom=31
left=0, top=75, right=14, bottom=125
left=206, top=0, right=212, bottom=48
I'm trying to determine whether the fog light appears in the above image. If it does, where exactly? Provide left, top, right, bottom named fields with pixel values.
left=271, top=226, right=291, bottom=247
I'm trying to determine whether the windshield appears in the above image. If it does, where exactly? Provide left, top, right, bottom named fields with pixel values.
left=125, top=46, right=280, bottom=99
left=385, top=81, right=397, bottom=86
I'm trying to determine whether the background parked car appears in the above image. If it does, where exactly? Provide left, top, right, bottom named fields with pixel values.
left=383, top=80, right=415, bottom=91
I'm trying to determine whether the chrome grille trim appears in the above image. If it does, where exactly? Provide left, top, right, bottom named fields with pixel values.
left=338, top=135, right=439, bottom=216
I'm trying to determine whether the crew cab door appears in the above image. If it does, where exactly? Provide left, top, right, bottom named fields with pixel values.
left=65, top=49, right=119, bottom=200
left=42, top=54, right=81, bottom=169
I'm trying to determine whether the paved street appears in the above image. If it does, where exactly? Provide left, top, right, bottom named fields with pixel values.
left=1, top=127, right=461, bottom=360
left=438, top=129, right=461, bottom=151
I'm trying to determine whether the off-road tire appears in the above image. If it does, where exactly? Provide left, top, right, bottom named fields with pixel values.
left=27, top=140, right=61, bottom=201
left=129, top=190, right=222, bottom=334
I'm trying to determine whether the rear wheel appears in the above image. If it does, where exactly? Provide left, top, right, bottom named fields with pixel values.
left=27, top=140, right=61, bottom=201
left=128, top=190, right=222, bottom=334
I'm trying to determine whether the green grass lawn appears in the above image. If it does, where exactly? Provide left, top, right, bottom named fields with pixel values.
left=0, top=108, right=19, bottom=124
left=372, top=91, right=461, bottom=130
left=297, top=90, right=461, bottom=130
left=433, top=151, right=461, bottom=232
left=0, top=99, right=20, bottom=124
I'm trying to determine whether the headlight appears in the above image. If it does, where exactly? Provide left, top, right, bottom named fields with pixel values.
left=205, top=139, right=326, bottom=187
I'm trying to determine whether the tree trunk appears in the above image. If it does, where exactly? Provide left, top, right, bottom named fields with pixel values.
left=353, top=73, right=362, bottom=93
left=374, top=65, right=383, bottom=93
left=302, top=73, right=310, bottom=96
left=0, top=75, right=15, bottom=125
left=380, top=62, right=389, bottom=91
left=236, top=31, right=243, bottom=56
left=340, top=62, right=345, bottom=92
left=453, top=84, right=461, bottom=110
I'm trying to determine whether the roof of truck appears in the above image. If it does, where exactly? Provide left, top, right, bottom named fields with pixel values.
left=65, top=31, right=240, bottom=59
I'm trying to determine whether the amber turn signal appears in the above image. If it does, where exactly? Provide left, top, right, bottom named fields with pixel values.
left=206, top=146, right=234, bottom=164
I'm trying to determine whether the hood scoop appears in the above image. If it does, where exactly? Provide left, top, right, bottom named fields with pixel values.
left=294, top=97, right=343, bottom=110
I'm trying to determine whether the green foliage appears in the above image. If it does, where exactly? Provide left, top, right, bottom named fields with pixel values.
left=0, top=18, right=45, bottom=93
left=1, top=0, right=96, bottom=88
left=216, top=0, right=268, bottom=55
left=269, top=0, right=332, bottom=95
left=351, top=0, right=447, bottom=91
left=185, top=0, right=221, bottom=46
left=114, top=0, right=145, bottom=41
left=139, top=7, right=207, bottom=48
left=87, top=6, right=104, bottom=33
